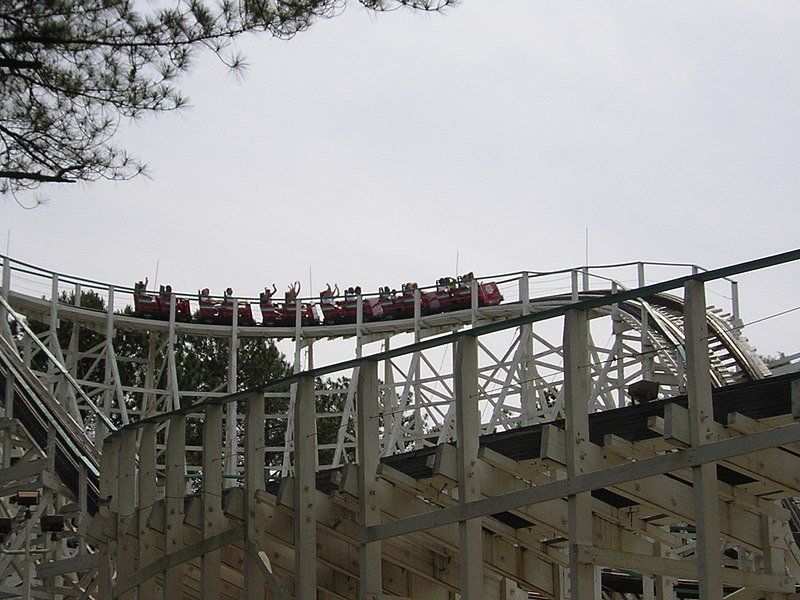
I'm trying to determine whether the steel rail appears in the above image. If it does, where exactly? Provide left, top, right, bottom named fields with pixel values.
left=108, top=248, right=800, bottom=433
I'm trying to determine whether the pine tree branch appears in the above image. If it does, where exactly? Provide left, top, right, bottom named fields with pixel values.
left=0, top=170, right=75, bottom=183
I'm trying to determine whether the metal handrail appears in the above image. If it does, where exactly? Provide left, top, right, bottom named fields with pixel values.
left=0, top=294, right=118, bottom=434
left=106, top=248, right=800, bottom=434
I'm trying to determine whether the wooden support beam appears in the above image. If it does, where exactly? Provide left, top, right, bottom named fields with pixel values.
left=137, top=423, right=159, bottom=598
left=0, top=457, right=47, bottom=484
left=761, top=513, right=789, bottom=600
left=564, top=309, right=600, bottom=600
left=245, top=392, right=266, bottom=600
left=202, top=403, right=224, bottom=599
left=138, top=497, right=247, bottom=595
left=357, top=361, right=382, bottom=600
left=253, top=483, right=465, bottom=596
left=685, top=279, right=724, bottom=600
left=364, top=419, right=800, bottom=544
left=577, top=546, right=794, bottom=593
left=294, top=375, right=317, bottom=598
left=113, top=525, right=246, bottom=597
left=603, top=432, right=790, bottom=522
left=339, top=463, right=558, bottom=596
left=116, top=429, right=137, bottom=600
left=653, top=540, right=676, bottom=600
left=543, top=424, right=770, bottom=553
left=443, top=443, right=673, bottom=554
left=98, top=435, right=118, bottom=598
left=164, top=414, right=187, bottom=598
left=35, top=554, right=97, bottom=579
left=658, top=404, right=800, bottom=496
left=455, top=335, right=484, bottom=599
left=247, top=539, right=292, bottom=600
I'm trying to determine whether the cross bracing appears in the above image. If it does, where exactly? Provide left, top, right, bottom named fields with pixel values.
left=0, top=250, right=798, bottom=599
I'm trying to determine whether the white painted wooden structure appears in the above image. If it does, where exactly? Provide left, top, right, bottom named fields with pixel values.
left=0, top=251, right=799, bottom=598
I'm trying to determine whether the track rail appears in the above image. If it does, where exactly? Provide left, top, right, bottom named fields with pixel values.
left=0, top=334, right=100, bottom=511
left=1, top=250, right=798, bottom=599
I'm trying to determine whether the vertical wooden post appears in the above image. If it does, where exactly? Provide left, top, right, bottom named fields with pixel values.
left=62, top=284, right=82, bottom=424
left=225, top=401, right=238, bottom=488
left=519, top=273, right=536, bottom=423
left=143, top=334, right=157, bottom=417
left=294, top=375, right=317, bottom=598
left=48, top=275, right=59, bottom=397
left=106, top=286, right=130, bottom=426
left=357, top=361, right=381, bottom=600
left=413, top=287, right=422, bottom=449
left=137, top=423, right=159, bottom=598
left=730, top=280, right=741, bottom=326
left=611, top=281, right=626, bottom=408
left=356, top=295, right=364, bottom=356
left=225, top=307, right=239, bottom=483
left=455, top=335, right=483, bottom=598
left=97, top=436, right=118, bottom=598
left=684, top=279, right=723, bottom=600
left=653, top=540, right=675, bottom=600
left=99, top=284, right=115, bottom=441
left=570, top=270, right=579, bottom=302
left=470, top=278, right=479, bottom=325
left=164, top=415, right=186, bottom=598
left=564, top=309, right=599, bottom=600
left=202, top=403, right=224, bottom=599
left=116, top=429, right=137, bottom=600
left=0, top=256, right=9, bottom=320
left=760, top=514, right=787, bottom=600
left=0, top=257, right=11, bottom=471
left=166, top=292, right=180, bottom=411
left=245, top=393, right=266, bottom=600
left=382, top=340, right=398, bottom=451
left=78, top=466, right=87, bottom=556
left=638, top=263, right=655, bottom=381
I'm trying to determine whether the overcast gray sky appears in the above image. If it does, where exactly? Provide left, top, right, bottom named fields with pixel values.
left=2, top=1, right=799, bottom=357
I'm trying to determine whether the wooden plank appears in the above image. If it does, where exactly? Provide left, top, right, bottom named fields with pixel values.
left=137, top=423, right=159, bottom=598
left=293, top=376, right=317, bottom=598
left=365, top=422, right=800, bottom=542
left=564, top=308, right=599, bottom=600
left=164, top=415, right=187, bottom=598
left=244, top=393, right=266, bottom=600
left=455, top=335, right=483, bottom=598
left=357, top=361, right=382, bottom=600
left=116, top=429, right=137, bottom=600
left=202, top=403, right=224, bottom=599
left=684, top=279, right=723, bottom=600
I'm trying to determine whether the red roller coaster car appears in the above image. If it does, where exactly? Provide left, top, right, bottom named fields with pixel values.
left=260, top=299, right=321, bottom=327
left=421, top=276, right=504, bottom=315
left=198, top=291, right=256, bottom=326
left=133, top=286, right=192, bottom=322
left=131, top=273, right=502, bottom=328
left=319, top=295, right=384, bottom=325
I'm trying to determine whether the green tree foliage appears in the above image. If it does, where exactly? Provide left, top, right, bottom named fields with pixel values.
left=19, top=291, right=359, bottom=472
left=0, top=0, right=453, bottom=199
left=21, top=291, right=294, bottom=426
left=176, top=335, right=292, bottom=392
left=24, top=289, right=115, bottom=384
left=172, top=320, right=296, bottom=463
